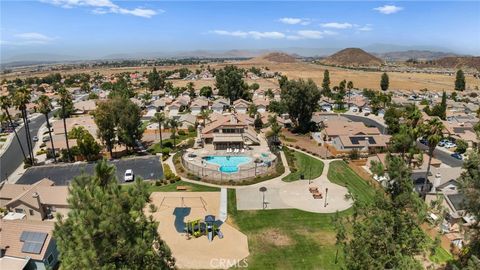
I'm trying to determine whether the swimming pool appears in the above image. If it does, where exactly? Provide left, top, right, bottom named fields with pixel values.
left=203, top=156, right=252, bottom=173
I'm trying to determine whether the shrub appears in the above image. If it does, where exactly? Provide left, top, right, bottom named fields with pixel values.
left=349, top=149, right=360, bottom=160
left=163, top=141, right=173, bottom=148
left=456, top=139, right=468, bottom=154
left=155, top=180, right=161, bottom=186
left=169, top=179, right=176, bottom=184
left=163, top=164, right=176, bottom=180
left=188, top=125, right=196, bottom=133
left=178, top=130, right=186, bottom=136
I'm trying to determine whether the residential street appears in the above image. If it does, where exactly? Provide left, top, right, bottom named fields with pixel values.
left=0, top=114, right=45, bottom=182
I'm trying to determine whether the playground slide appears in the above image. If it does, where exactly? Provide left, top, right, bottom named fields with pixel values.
left=219, top=188, right=228, bottom=222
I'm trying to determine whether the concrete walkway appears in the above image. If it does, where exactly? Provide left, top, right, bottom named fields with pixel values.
left=167, top=146, right=353, bottom=213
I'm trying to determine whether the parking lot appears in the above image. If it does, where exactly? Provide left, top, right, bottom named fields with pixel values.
left=16, top=156, right=163, bottom=185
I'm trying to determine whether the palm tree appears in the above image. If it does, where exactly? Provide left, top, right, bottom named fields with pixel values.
left=0, top=95, right=27, bottom=161
left=151, top=112, right=166, bottom=150
left=36, top=95, right=57, bottom=163
left=199, top=109, right=211, bottom=125
left=168, top=118, right=180, bottom=149
left=422, top=118, right=445, bottom=193
left=12, top=87, right=34, bottom=164
left=58, top=87, right=73, bottom=162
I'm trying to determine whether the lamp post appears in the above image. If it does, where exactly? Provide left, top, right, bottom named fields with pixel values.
left=259, top=187, right=267, bottom=210
left=324, top=187, right=329, bottom=207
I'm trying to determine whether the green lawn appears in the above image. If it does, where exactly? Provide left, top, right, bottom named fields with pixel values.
left=148, top=131, right=197, bottom=154
left=228, top=189, right=347, bottom=270
left=327, top=160, right=376, bottom=204
left=430, top=245, right=454, bottom=264
left=282, top=149, right=324, bottom=182
left=228, top=160, right=376, bottom=269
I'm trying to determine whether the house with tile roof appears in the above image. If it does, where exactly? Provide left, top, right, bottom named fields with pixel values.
left=200, top=114, right=259, bottom=150
left=0, top=219, right=59, bottom=270
left=233, top=99, right=251, bottom=114
left=0, top=179, right=69, bottom=221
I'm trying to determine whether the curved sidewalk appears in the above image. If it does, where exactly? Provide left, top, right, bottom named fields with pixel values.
left=167, top=146, right=353, bottom=213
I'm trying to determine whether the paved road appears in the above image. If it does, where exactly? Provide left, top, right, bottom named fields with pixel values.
left=416, top=142, right=463, bottom=168
left=16, top=156, right=164, bottom=185
left=0, top=114, right=46, bottom=181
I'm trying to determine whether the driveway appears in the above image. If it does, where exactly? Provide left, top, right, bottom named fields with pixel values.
left=16, top=156, right=163, bottom=185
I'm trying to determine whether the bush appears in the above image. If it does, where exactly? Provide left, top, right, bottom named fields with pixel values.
left=163, top=164, right=176, bottom=181
left=155, top=180, right=161, bottom=186
left=163, top=141, right=173, bottom=148
left=36, top=149, right=47, bottom=155
left=161, top=148, right=171, bottom=156
left=349, top=149, right=360, bottom=160
left=456, top=139, right=468, bottom=154
left=188, top=125, right=196, bottom=133
left=178, top=130, right=186, bottom=136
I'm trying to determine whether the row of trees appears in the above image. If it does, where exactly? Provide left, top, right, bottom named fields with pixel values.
left=0, top=86, right=75, bottom=165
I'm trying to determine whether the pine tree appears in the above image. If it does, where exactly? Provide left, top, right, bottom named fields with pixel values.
left=380, top=72, right=389, bottom=91
left=54, top=160, right=175, bottom=269
left=455, top=69, right=466, bottom=91
left=322, top=70, right=331, bottom=94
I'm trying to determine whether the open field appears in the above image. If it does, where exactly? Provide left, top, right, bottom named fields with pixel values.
left=2, top=58, right=479, bottom=92
left=228, top=158, right=378, bottom=269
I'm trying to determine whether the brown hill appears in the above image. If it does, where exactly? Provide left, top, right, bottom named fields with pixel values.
left=322, top=48, right=383, bottom=66
left=434, top=56, right=480, bottom=70
left=253, top=52, right=298, bottom=63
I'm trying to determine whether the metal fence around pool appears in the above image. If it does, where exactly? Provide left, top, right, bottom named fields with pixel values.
left=181, top=153, right=277, bottom=182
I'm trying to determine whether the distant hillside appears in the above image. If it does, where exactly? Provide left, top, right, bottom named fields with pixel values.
left=251, top=52, right=298, bottom=63
left=322, top=48, right=383, bottom=66
left=434, top=56, right=480, bottom=70
left=376, top=50, right=460, bottom=61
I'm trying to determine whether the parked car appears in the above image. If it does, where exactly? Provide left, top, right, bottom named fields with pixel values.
left=451, top=153, right=463, bottom=160
left=32, top=136, right=39, bottom=142
left=419, top=138, right=428, bottom=145
left=444, top=142, right=456, bottom=149
left=124, top=169, right=134, bottom=182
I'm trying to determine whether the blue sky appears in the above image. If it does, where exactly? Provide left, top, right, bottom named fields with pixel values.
left=1, top=1, right=479, bottom=60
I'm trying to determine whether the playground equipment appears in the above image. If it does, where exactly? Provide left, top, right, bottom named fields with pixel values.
left=184, top=215, right=223, bottom=242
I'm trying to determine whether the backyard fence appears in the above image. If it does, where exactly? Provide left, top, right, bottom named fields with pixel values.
left=181, top=154, right=277, bottom=182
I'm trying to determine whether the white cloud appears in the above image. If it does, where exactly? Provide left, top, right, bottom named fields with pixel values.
left=1, top=32, right=57, bottom=46
left=279, top=17, right=310, bottom=25
left=13, top=32, right=56, bottom=44
left=358, top=25, right=373, bottom=31
left=211, top=30, right=285, bottom=39
left=321, top=22, right=353, bottom=29
left=374, top=5, right=403, bottom=14
left=41, top=0, right=161, bottom=18
left=212, top=29, right=338, bottom=40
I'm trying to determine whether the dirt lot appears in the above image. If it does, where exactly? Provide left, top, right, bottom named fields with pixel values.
left=147, top=192, right=249, bottom=269
left=3, top=58, right=479, bottom=92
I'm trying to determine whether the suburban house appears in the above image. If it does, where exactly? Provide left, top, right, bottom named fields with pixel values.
left=73, top=100, right=96, bottom=115
left=252, top=98, right=269, bottom=113
left=177, top=114, right=197, bottom=128
left=0, top=179, right=69, bottom=221
left=0, top=219, right=59, bottom=270
left=233, top=99, right=251, bottom=114
left=347, top=95, right=367, bottom=112
left=331, top=134, right=390, bottom=153
left=323, top=120, right=381, bottom=141
left=211, top=98, right=229, bottom=113
left=200, top=114, right=259, bottom=150
left=428, top=167, right=463, bottom=194
left=167, top=101, right=182, bottom=117
left=190, top=98, right=209, bottom=116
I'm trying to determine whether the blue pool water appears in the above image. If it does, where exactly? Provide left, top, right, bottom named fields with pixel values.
left=203, top=156, right=252, bottom=173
